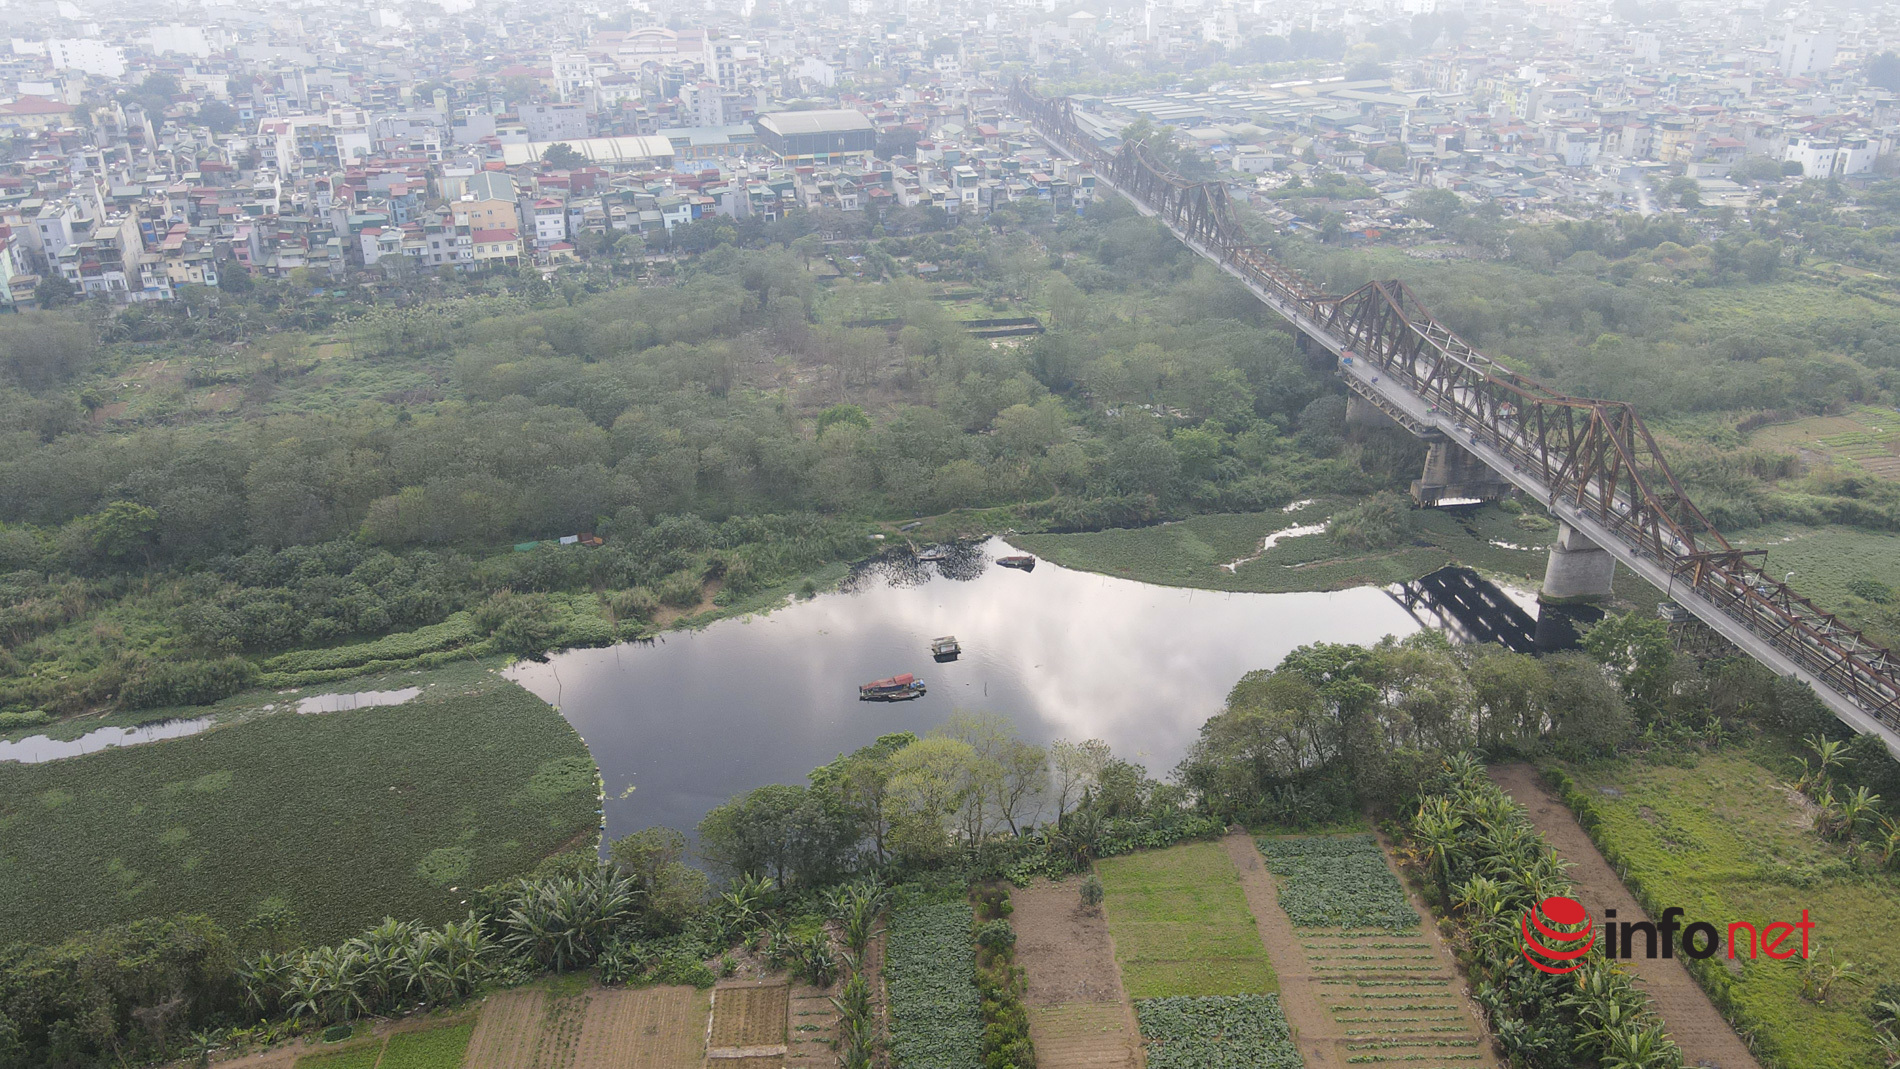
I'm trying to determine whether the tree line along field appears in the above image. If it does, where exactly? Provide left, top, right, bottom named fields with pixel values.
left=0, top=670, right=598, bottom=945
left=1552, top=747, right=1900, bottom=1069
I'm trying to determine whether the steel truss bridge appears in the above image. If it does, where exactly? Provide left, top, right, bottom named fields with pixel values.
left=1010, top=79, right=1900, bottom=756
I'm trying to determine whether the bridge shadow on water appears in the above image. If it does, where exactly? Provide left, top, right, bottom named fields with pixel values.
left=1390, top=565, right=1602, bottom=655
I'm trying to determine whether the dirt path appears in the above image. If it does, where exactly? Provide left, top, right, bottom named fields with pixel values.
left=1011, top=879, right=1143, bottom=1069
left=1490, top=763, right=1762, bottom=1069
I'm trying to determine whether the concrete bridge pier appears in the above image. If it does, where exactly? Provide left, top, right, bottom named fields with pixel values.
left=1410, top=441, right=1512, bottom=505
left=1540, top=521, right=1617, bottom=604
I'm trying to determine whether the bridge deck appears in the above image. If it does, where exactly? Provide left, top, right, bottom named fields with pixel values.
left=1017, top=90, right=1900, bottom=758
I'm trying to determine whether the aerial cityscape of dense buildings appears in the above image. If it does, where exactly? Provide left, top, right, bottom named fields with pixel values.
left=0, top=0, right=1892, bottom=306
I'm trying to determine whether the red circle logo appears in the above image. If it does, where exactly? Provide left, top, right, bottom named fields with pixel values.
left=1520, top=895, right=1596, bottom=974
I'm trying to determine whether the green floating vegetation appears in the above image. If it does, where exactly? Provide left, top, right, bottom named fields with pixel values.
left=1013, top=502, right=1546, bottom=595
left=261, top=614, right=483, bottom=674
left=1135, top=994, right=1302, bottom=1069
left=1258, top=835, right=1419, bottom=931
left=0, top=673, right=597, bottom=945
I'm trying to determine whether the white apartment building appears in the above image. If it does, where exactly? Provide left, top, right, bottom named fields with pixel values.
left=46, top=39, right=126, bottom=78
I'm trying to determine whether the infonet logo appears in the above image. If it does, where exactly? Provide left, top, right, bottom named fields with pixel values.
left=1521, top=895, right=1596, bottom=974
left=1519, top=896, right=1815, bottom=974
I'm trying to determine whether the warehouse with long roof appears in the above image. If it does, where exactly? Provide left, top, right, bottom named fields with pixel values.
left=753, top=109, right=876, bottom=165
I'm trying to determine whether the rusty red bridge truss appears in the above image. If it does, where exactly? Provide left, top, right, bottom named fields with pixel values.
left=1010, top=79, right=1900, bottom=752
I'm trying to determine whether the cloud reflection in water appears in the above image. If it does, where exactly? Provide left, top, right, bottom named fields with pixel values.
left=505, top=538, right=1422, bottom=842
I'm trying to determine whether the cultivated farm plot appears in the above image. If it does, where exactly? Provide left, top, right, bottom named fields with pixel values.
left=460, top=982, right=710, bottom=1069
left=572, top=986, right=710, bottom=1069
left=1026, top=1004, right=1138, bottom=1069
left=783, top=981, right=840, bottom=1069
left=292, top=1021, right=473, bottom=1069
left=1135, top=994, right=1301, bottom=1069
left=707, top=982, right=790, bottom=1055
left=1012, top=880, right=1140, bottom=1069
left=462, top=987, right=550, bottom=1068
left=1259, top=835, right=1493, bottom=1069
left=1750, top=404, right=1900, bottom=480
left=1095, top=841, right=1278, bottom=999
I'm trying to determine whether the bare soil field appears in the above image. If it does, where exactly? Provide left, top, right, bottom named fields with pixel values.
left=462, top=987, right=550, bottom=1069
left=1025, top=1004, right=1139, bottom=1069
left=571, top=986, right=709, bottom=1069
left=1490, top=763, right=1761, bottom=1069
left=459, top=982, right=710, bottom=1069
left=1012, top=879, right=1141, bottom=1069
left=708, top=982, right=789, bottom=1054
left=783, top=983, right=838, bottom=1069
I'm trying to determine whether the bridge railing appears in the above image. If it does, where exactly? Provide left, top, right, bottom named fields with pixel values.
left=1009, top=79, right=1900, bottom=734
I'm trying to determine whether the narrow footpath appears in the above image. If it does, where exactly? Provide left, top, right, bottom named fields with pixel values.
left=1489, top=763, right=1762, bottom=1069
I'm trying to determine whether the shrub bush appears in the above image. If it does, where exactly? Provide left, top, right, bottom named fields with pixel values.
left=117, top=656, right=258, bottom=710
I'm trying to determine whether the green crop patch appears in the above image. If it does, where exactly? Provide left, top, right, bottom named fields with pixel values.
left=1259, top=835, right=1418, bottom=930
left=294, top=1042, right=383, bottom=1069
left=378, top=1022, right=475, bottom=1069
left=1095, top=842, right=1277, bottom=998
left=886, top=899, right=982, bottom=1069
left=1135, top=995, right=1301, bottom=1069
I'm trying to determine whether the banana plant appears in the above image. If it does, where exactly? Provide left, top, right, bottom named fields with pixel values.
left=1411, top=796, right=1464, bottom=908
left=825, top=880, right=889, bottom=958
left=236, top=950, right=294, bottom=1015
left=1598, top=1021, right=1683, bottom=1069
left=1837, top=786, right=1883, bottom=843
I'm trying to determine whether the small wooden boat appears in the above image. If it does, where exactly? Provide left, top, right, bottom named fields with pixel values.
left=859, top=674, right=927, bottom=701
left=996, top=554, right=1036, bottom=571
left=931, top=636, right=961, bottom=661
left=915, top=545, right=950, bottom=562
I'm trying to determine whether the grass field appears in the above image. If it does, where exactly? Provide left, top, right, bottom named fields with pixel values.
left=0, top=669, right=598, bottom=944
left=1556, top=747, right=1900, bottom=1069
left=1726, top=525, right=1900, bottom=647
left=1094, top=842, right=1278, bottom=999
left=1011, top=501, right=1548, bottom=595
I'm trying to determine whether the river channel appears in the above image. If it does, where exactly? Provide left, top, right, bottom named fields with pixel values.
left=505, top=538, right=1545, bottom=843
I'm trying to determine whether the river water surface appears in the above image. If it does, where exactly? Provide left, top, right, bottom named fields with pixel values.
left=506, top=538, right=1459, bottom=842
